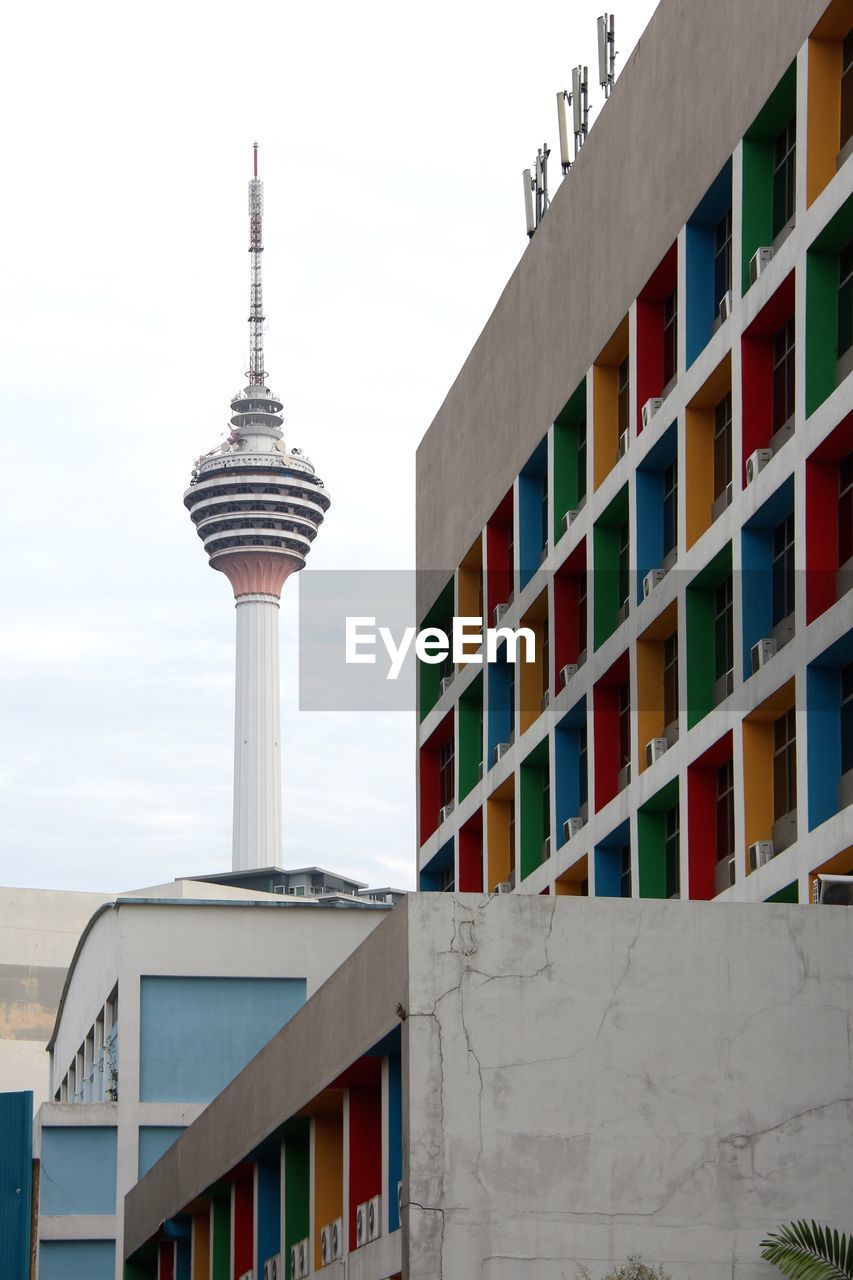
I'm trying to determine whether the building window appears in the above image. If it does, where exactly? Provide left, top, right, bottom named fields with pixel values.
left=840, top=454, right=853, bottom=567
left=663, top=632, right=678, bottom=729
left=540, top=476, right=548, bottom=554
left=772, top=116, right=796, bottom=238
left=771, top=511, right=795, bottom=626
left=508, top=663, right=516, bottom=738
left=439, top=614, right=454, bottom=682
left=542, top=769, right=551, bottom=845
left=619, top=844, right=632, bottom=897
left=579, top=723, right=588, bottom=808
left=663, top=290, right=677, bottom=387
left=541, top=623, right=550, bottom=700
left=507, top=519, right=515, bottom=602
left=716, top=759, right=735, bottom=861
left=663, top=460, right=677, bottom=557
left=842, top=31, right=853, bottom=150
left=839, top=241, right=853, bottom=361
left=773, top=708, right=797, bottom=822
left=618, top=682, right=631, bottom=770
left=439, top=738, right=454, bottom=809
left=665, top=803, right=680, bottom=898
left=577, top=573, right=588, bottom=655
left=617, top=357, right=630, bottom=439
left=772, top=316, right=795, bottom=434
left=577, top=415, right=587, bottom=501
left=439, top=861, right=456, bottom=893
left=713, top=393, right=732, bottom=501
left=842, top=663, right=853, bottom=775
left=508, top=798, right=516, bottom=876
left=618, top=520, right=630, bottom=608
left=714, top=208, right=733, bottom=309
left=714, top=577, right=733, bottom=682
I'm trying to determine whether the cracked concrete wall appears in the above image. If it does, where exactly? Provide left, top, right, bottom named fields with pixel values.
left=404, top=894, right=853, bottom=1280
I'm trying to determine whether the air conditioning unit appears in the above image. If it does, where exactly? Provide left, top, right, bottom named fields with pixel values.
left=397, top=1180, right=403, bottom=1219
left=643, top=569, right=667, bottom=599
left=813, top=874, right=853, bottom=905
left=563, top=815, right=584, bottom=842
left=748, top=840, right=775, bottom=872
left=618, top=429, right=630, bottom=458
left=745, top=447, right=773, bottom=485
left=263, top=1256, right=281, bottom=1280
left=356, top=1200, right=370, bottom=1248
left=719, top=289, right=734, bottom=323
left=751, top=637, right=778, bottom=673
left=749, top=245, right=774, bottom=284
left=543, top=836, right=551, bottom=859
left=494, top=741, right=511, bottom=764
left=495, top=881, right=513, bottom=894
left=559, top=663, right=578, bottom=690
left=714, top=855, right=736, bottom=895
left=541, top=689, right=551, bottom=711
left=493, top=602, right=509, bottom=625
left=367, top=1193, right=382, bottom=1241
left=238, top=1271, right=254, bottom=1280
left=562, top=509, right=580, bottom=534
left=641, top=397, right=663, bottom=430
left=290, top=1239, right=310, bottom=1280
left=320, top=1218, right=343, bottom=1266
left=439, top=672, right=454, bottom=695
left=438, top=800, right=455, bottom=823
left=645, top=737, right=668, bottom=767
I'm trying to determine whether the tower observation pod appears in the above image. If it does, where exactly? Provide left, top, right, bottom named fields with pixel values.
left=184, top=144, right=330, bottom=871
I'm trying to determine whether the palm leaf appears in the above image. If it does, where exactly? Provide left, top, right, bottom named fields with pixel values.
left=760, top=1220, right=853, bottom=1280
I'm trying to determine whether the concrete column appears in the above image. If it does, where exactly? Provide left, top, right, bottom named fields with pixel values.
left=233, top=593, right=282, bottom=870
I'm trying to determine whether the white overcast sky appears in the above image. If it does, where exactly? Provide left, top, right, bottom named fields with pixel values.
left=0, top=0, right=657, bottom=894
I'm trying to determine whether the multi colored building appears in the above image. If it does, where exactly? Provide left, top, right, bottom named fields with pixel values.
left=119, top=1, right=853, bottom=1278
left=416, top=0, right=853, bottom=910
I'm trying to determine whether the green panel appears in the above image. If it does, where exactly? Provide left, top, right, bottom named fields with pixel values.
left=638, top=809, right=667, bottom=899
left=741, top=138, right=774, bottom=294
left=747, top=62, right=796, bottom=139
left=686, top=584, right=716, bottom=729
left=806, top=250, right=840, bottom=417
left=767, top=881, right=799, bottom=903
left=520, top=743, right=548, bottom=882
left=419, top=578, right=454, bottom=722
left=553, top=380, right=586, bottom=539
left=212, top=1194, right=230, bottom=1280
left=458, top=676, right=483, bottom=800
left=125, top=1245, right=157, bottom=1280
left=593, top=523, right=619, bottom=650
left=284, top=1135, right=310, bottom=1257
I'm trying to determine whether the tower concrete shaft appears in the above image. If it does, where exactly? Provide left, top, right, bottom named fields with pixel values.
left=184, top=146, right=330, bottom=870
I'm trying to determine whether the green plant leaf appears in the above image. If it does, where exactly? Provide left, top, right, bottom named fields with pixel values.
left=760, top=1220, right=853, bottom=1280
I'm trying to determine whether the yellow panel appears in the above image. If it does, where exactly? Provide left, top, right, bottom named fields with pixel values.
left=593, top=363, right=619, bottom=490
left=808, top=38, right=843, bottom=207
left=487, top=796, right=512, bottom=889
left=742, top=719, right=775, bottom=864
left=313, top=1113, right=343, bottom=1272
left=685, top=407, right=716, bottom=548
left=192, top=1209, right=211, bottom=1280
left=637, top=637, right=665, bottom=772
left=556, top=853, right=588, bottom=895
left=812, top=0, right=853, bottom=43
left=519, top=618, right=544, bottom=735
left=808, top=844, right=853, bottom=901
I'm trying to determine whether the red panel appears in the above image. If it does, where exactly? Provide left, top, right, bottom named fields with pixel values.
left=485, top=522, right=511, bottom=619
left=806, top=457, right=840, bottom=623
left=348, top=1087, right=382, bottom=1251
left=593, top=682, right=619, bottom=811
left=741, top=334, right=773, bottom=481
left=743, top=271, right=795, bottom=338
left=636, top=297, right=664, bottom=432
left=641, top=241, right=677, bottom=301
left=232, top=1176, right=254, bottom=1279
left=554, top=541, right=586, bottom=676
left=687, top=766, right=717, bottom=901
left=459, top=812, right=484, bottom=891
left=158, top=1244, right=175, bottom=1280
left=419, top=711, right=454, bottom=846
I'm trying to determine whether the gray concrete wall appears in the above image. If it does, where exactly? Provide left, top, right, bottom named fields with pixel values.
left=405, top=894, right=853, bottom=1279
left=415, top=0, right=826, bottom=607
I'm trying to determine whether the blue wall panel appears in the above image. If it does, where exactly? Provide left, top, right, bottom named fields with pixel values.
left=808, top=663, right=843, bottom=830
left=741, top=528, right=773, bottom=677
left=487, top=659, right=512, bottom=762
left=139, top=977, right=306, bottom=1103
left=39, top=1240, right=115, bottom=1280
left=0, top=1091, right=32, bottom=1280
left=635, top=468, right=665, bottom=599
left=419, top=838, right=454, bottom=892
left=138, top=1126, right=185, bottom=1179
left=387, top=1053, right=403, bottom=1233
left=40, top=1127, right=116, bottom=1215
left=256, top=1157, right=281, bottom=1270
left=595, top=820, right=630, bottom=897
left=555, top=699, right=586, bottom=849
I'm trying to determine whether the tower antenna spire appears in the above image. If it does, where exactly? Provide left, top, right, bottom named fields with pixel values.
left=248, top=141, right=266, bottom=386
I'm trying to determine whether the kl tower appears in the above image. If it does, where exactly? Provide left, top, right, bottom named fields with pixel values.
left=185, top=144, right=330, bottom=871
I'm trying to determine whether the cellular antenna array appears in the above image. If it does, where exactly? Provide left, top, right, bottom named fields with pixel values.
left=598, top=13, right=617, bottom=98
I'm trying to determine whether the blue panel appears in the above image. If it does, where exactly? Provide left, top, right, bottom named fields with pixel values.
left=745, top=474, right=795, bottom=530
left=487, top=659, right=512, bottom=760
left=39, top=1241, right=115, bottom=1280
left=555, top=705, right=585, bottom=849
left=595, top=820, right=630, bottom=898
left=419, top=838, right=454, bottom=892
left=139, top=977, right=306, bottom=1104
left=741, top=528, right=773, bottom=677
left=686, top=160, right=732, bottom=366
left=518, top=473, right=543, bottom=589
left=635, top=467, right=665, bottom=601
left=176, top=1237, right=191, bottom=1280
left=40, top=1128, right=116, bottom=1216
left=138, top=1126, right=185, bottom=1179
left=256, top=1157, right=281, bottom=1269
left=0, top=1091, right=32, bottom=1280
left=387, top=1054, right=402, bottom=1233
left=807, top=664, right=842, bottom=830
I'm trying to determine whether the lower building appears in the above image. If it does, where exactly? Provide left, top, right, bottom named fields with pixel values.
left=123, top=893, right=853, bottom=1280
left=34, top=877, right=392, bottom=1280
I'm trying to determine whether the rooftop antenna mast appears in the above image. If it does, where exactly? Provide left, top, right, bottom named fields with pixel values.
left=572, top=66, right=589, bottom=156
left=523, top=144, right=551, bottom=239
left=248, top=141, right=266, bottom=387
left=556, top=90, right=572, bottom=174
left=598, top=13, right=616, bottom=99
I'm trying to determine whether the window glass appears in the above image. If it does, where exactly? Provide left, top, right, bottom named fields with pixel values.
left=842, top=30, right=853, bottom=149
left=663, top=290, right=677, bottom=387
left=772, top=117, right=796, bottom=237
left=772, top=708, right=797, bottom=821
left=714, top=393, right=732, bottom=500
left=617, top=357, right=630, bottom=438
left=716, top=759, right=735, bottom=860
left=839, top=241, right=853, bottom=360
left=663, top=460, right=678, bottom=556
left=771, top=511, right=795, bottom=625
left=714, top=208, right=733, bottom=308
left=840, top=454, right=853, bottom=567
left=665, top=803, right=680, bottom=898
left=772, top=317, right=795, bottom=432
left=663, top=632, right=678, bottom=728
left=714, top=577, right=734, bottom=681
